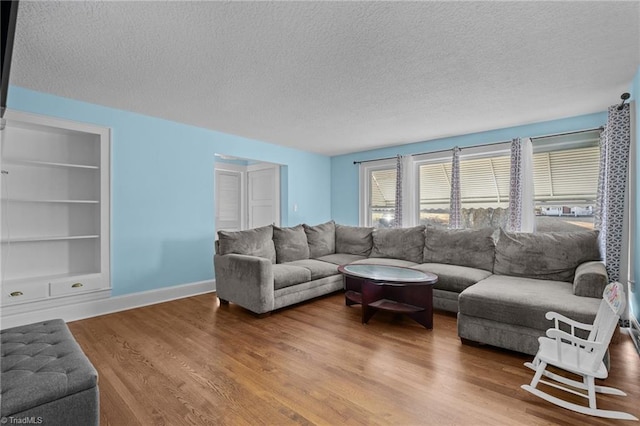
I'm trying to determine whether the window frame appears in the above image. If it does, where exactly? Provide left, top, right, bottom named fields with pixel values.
left=412, top=143, right=511, bottom=226
left=359, top=158, right=397, bottom=227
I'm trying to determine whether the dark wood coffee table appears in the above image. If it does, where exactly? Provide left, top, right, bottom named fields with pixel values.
left=338, top=264, right=438, bottom=329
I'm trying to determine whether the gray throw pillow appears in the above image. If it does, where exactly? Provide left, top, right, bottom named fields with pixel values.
left=218, top=225, right=276, bottom=263
left=494, top=229, right=601, bottom=282
left=303, top=220, right=336, bottom=258
left=335, top=224, right=374, bottom=256
left=370, top=225, right=426, bottom=263
left=273, top=225, right=310, bottom=263
left=423, top=226, right=496, bottom=271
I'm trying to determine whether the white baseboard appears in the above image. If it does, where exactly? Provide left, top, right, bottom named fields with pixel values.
left=1, top=280, right=216, bottom=329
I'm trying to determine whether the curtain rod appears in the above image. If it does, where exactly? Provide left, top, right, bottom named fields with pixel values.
left=352, top=126, right=604, bottom=165
left=530, top=126, right=603, bottom=141
left=352, top=139, right=510, bottom=165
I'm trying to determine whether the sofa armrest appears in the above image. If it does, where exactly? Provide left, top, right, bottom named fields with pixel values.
left=214, top=254, right=275, bottom=314
left=573, top=261, right=608, bottom=298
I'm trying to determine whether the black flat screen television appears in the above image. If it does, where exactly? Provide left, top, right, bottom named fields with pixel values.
left=1, top=1, right=20, bottom=120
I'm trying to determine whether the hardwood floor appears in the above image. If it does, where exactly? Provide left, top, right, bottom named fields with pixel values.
left=68, top=292, right=640, bottom=425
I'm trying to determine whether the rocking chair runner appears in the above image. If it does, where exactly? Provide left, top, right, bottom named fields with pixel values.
left=521, top=281, right=638, bottom=421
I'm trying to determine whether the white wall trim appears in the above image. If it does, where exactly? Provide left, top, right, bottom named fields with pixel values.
left=1, top=280, right=216, bottom=329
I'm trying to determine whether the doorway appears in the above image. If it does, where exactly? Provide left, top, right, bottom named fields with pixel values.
left=214, top=155, right=281, bottom=234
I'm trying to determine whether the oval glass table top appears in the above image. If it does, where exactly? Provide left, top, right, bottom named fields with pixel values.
left=339, top=264, right=436, bottom=283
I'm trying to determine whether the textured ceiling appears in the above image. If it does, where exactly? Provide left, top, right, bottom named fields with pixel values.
left=9, top=1, right=640, bottom=156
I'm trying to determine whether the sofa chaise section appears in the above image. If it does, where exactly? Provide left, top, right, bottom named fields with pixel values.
left=457, top=229, right=607, bottom=354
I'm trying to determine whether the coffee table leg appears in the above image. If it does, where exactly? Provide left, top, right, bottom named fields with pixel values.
left=361, top=280, right=383, bottom=324
left=406, top=286, right=433, bottom=329
left=344, top=276, right=361, bottom=306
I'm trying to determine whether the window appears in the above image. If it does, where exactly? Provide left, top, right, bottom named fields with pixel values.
left=359, top=129, right=601, bottom=232
left=416, top=144, right=511, bottom=229
left=360, top=160, right=396, bottom=228
left=414, top=129, right=601, bottom=231
left=532, top=130, right=600, bottom=231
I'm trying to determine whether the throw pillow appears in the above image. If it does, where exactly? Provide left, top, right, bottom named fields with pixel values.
left=303, top=220, right=336, bottom=258
left=494, top=229, right=601, bottom=282
left=370, top=225, right=426, bottom=263
left=335, top=224, right=374, bottom=256
left=217, top=225, right=276, bottom=263
left=423, top=226, right=496, bottom=271
left=273, top=225, right=310, bottom=263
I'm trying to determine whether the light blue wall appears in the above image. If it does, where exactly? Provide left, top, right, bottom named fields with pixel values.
left=7, top=86, right=332, bottom=296
left=331, top=112, right=607, bottom=225
left=632, top=65, right=640, bottom=324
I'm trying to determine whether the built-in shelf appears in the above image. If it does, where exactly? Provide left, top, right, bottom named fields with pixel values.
left=3, top=271, right=100, bottom=287
left=2, top=157, right=99, bottom=170
left=1, top=235, right=100, bottom=243
left=3, top=198, right=100, bottom=204
left=1, top=110, right=111, bottom=312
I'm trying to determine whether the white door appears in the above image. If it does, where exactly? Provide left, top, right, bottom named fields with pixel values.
left=247, top=166, right=280, bottom=228
left=215, top=169, right=243, bottom=232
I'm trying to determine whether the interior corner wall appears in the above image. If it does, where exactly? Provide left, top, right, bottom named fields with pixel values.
left=6, top=86, right=332, bottom=296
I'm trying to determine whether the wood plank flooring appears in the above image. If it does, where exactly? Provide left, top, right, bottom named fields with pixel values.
left=68, top=292, right=640, bottom=425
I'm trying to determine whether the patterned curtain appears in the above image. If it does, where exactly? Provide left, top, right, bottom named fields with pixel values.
left=393, top=155, right=403, bottom=228
left=595, top=104, right=631, bottom=282
left=507, top=138, right=535, bottom=232
left=594, top=128, right=607, bottom=231
left=449, top=147, right=462, bottom=229
left=507, top=138, right=523, bottom=232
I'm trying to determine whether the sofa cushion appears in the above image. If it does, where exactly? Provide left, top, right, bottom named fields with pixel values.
left=287, top=259, right=339, bottom=280
left=370, top=225, right=425, bottom=263
left=273, top=225, right=310, bottom=263
left=218, top=225, right=276, bottom=263
left=303, top=221, right=336, bottom=258
left=315, top=253, right=368, bottom=265
left=335, top=224, right=373, bottom=256
left=351, top=258, right=418, bottom=268
left=423, top=226, right=496, bottom=271
left=494, top=229, right=601, bottom=282
left=272, top=264, right=311, bottom=290
left=573, top=261, right=609, bottom=298
left=458, top=275, right=601, bottom=332
left=412, top=263, right=492, bottom=293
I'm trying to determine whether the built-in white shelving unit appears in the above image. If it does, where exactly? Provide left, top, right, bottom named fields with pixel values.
left=0, top=111, right=110, bottom=312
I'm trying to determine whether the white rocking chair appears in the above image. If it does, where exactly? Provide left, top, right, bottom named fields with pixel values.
left=521, top=281, right=638, bottom=421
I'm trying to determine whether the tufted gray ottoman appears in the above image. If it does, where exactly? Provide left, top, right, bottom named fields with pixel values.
left=1, top=319, right=99, bottom=426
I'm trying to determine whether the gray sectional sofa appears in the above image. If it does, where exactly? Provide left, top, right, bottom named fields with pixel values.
left=213, top=221, right=608, bottom=355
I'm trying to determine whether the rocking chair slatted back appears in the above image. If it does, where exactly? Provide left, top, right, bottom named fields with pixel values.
left=521, top=282, right=637, bottom=421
